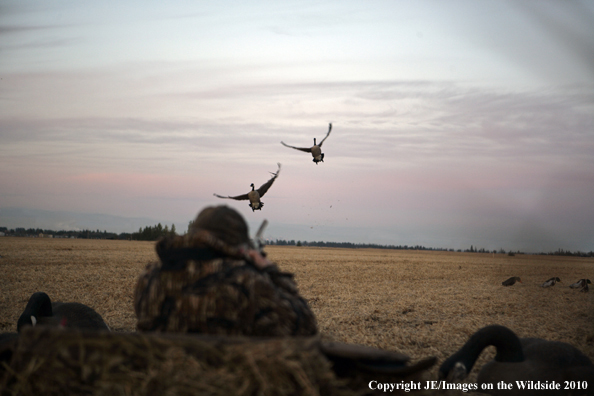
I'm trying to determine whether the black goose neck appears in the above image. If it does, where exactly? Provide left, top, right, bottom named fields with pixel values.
left=440, top=325, right=524, bottom=377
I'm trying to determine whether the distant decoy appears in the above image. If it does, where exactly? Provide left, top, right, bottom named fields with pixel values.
left=541, top=277, right=561, bottom=288
left=281, top=123, right=332, bottom=164
left=17, top=292, right=110, bottom=332
left=501, top=277, right=522, bottom=286
left=570, top=279, right=591, bottom=289
left=213, top=163, right=281, bottom=212
left=439, top=325, right=594, bottom=394
left=575, top=280, right=591, bottom=293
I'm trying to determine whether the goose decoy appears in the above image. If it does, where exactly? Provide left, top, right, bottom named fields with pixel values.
left=213, top=163, right=281, bottom=212
left=570, top=279, right=591, bottom=289
left=17, top=292, right=110, bottom=332
left=439, top=325, right=594, bottom=395
left=281, top=123, right=332, bottom=164
left=501, top=276, right=522, bottom=286
left=541, top=277, right=561, bottom=288
left=578, top=279, right=590, bottom=293
left=319, top=341, right=436, bottom=387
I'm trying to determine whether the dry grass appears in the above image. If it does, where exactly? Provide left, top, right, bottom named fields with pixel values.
left=0, top=238, right=156, bottom=332
left=4, top=327, right=350, bottom=396
left=1, top=237, right=593, bottom=383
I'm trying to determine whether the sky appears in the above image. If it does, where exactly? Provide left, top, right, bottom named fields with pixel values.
left=1, top=0, right=593, bottom=252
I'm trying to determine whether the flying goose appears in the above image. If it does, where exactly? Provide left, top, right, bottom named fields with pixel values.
left=213, top=163, right=281, bottom=212
left=541, top=277, right=561, bottom=288
left=569, top=279, right=591, bottom=289
left=439, top=325, right=594, bottom=394
left=17, top=292, right=110, bottom=332
left=281, top=123, right=332, bottom=164
left=501, top=276, right=522, bottom=286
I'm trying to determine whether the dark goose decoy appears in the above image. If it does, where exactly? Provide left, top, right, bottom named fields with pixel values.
left=213, top=163, right=281, bottom=212
left=501, top=276, right=522, bottom=286
left=281, top=123, right=332, bottom=164
left=570, top=279, right=591, bottom=289
left=17, top=292, right=110, bottom=332
left=541, top=277, right=561, bottom=288
left=439, top=325, right=594, bottom=395
left=579, top=279, right=590, bottom=293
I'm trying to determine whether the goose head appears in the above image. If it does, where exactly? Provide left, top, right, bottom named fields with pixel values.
left=17, top=292, right=53, bottom=331
left=250, top=183, right=255, bottom=191
left=313, top=137, right=317, bottom=146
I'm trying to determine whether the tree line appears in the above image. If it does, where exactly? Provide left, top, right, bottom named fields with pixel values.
left=269, top=239, right=449, bottom=251
left=0, top=224, right=178, bottom=241
left=131, top=224, right=177, bottom=241
left=1, top=226, right=592, bottom=256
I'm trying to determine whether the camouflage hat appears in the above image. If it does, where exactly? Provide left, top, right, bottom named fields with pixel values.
left=189, top=205, right=250, bottom=247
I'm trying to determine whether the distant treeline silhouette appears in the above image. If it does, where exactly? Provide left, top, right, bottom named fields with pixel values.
left=0, top=224, right=176, bottom=241
left=269, top=239, right=447, bottom=251
left=0, top=226, right=592, bottom=256
left=267, top=240, right=594, bottom=257
left=131, top=223, right=177, bottom=241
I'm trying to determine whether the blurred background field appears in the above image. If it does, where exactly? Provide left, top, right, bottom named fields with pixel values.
left=1, top=237, right=593, bottom=380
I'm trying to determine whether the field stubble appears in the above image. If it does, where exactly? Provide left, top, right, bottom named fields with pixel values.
left=1, top=238, right=593, bottom=381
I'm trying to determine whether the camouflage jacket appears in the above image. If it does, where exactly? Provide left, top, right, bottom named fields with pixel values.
left=134, top=230, right=317, bottom=336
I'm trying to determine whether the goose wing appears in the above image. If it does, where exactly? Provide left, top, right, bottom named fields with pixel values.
left=256, top=163, right=281, bottom=198
left=317, top=123, right=332, bottom=147
left=281, top=141, right=312, bottom=153
left=213, top=192, right=250, bottom=201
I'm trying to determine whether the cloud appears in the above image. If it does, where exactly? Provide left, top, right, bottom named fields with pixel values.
left=512, top=0, right=594, bottom=78
left=2, top=76, right=592, bottom=165
left=0, top=24, right=62, bottom=35
left=1, top=70, right=592, bottom=251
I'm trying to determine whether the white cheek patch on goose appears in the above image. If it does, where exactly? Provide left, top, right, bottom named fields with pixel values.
left=450, top=362, right=467, bottom=381
left=31, top=315, right=37, bottom=326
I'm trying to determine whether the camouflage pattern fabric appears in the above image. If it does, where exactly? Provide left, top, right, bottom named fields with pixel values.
left=134, top=230, right=317, bottom=336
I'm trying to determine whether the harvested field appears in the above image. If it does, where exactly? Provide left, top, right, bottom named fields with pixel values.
left=1, top=237, right=593, bottom=384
